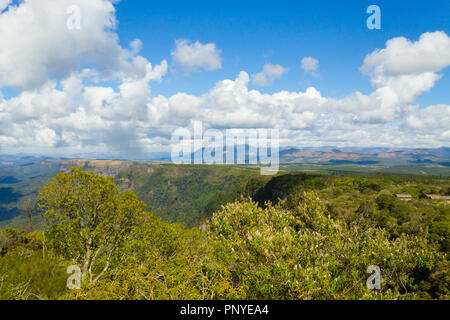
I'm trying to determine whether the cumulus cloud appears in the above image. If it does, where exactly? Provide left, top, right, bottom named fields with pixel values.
left=334, top=30, right=450, bottom=124
left=252, top=64, right=288, bottom=86
left=1, top=66, right=449, bottom=156
left=171, top=39, right=222, bottom=72
left=0, top=0, right=168, bottom=156
left=301, top=57, right=319, bottom=73
left=361, top=31, right=450, bottom=78
left=359, top=31, right=450, bottom=112
left=0, top=1, right=448, bottom=157
left=0, top=0, right=166, bottom=89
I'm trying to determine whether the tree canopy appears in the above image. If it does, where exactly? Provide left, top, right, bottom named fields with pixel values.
left=38, top=167, right=147, bottom=284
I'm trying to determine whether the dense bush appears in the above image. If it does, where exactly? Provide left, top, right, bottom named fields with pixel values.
left=205, top=193, right=447, bottom=299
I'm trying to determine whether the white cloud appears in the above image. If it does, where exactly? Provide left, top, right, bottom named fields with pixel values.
left=301, top=57, right=319, bottom=73
left=358, top=32, right=450, bottom=114
left=1, top=64, right=449, bottom=155
left=0, top=0, right=166, bottom=89
left=252, top=64, right=288, bottom=86
left=335, top=31, right=450, bottom=124
left=36, top=128, right=58, bottom=147
left=361, top=31, right=450, bottom=78
left=0, top=0, right=448, bottom=158
left=171, top=39, right=222, bottom=72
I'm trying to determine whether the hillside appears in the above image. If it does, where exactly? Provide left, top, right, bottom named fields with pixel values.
left=115, top=164, right=268, bottom=227
left=251, top=173, right=450, bottom=252
left=279, top=147, right=450, bottom=175
left=0, top=160, right=61, bottom=228
left=0, top=153, right=449, bottom=228
left=0, top=167, right=448, bottom=300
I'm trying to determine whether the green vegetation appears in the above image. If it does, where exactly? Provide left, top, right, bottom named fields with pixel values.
left=115, top=164, right=268, bottom=227
left=206, top=194, right=447, bottom=299
left=281, top=163, right=450, bottom=177
left=0, top=167, right=448, bottom=300
left=39, top=167, right=148, bottom=284
left=253, top=173, right=450, bottom=253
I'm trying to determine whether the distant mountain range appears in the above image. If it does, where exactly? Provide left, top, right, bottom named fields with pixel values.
left=1, top=146, right=449, bottom=167
left=0, top=146, right=449, bottom=228
left=279, top=146, right=450, bottom=166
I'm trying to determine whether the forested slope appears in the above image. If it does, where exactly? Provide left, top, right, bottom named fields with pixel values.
left=114, top=164, right=269, bottom=227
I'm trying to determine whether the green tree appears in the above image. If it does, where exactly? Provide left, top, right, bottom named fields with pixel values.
left=375, top=194, right=394, bottom=211
left=38, top=167, right=146, bottom=284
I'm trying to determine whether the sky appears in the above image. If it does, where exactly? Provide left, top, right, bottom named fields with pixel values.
left=0, top=0, right=449, bottom=156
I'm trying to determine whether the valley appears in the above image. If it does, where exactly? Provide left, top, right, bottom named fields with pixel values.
left=0, top=147, right=449, bottom=230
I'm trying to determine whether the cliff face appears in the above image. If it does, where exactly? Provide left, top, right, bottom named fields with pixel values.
left=59, top=160, right=133, bottom=178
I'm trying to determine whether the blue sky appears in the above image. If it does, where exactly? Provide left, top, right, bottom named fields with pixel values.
left=0, top=0, right=449, bottom=155
left=114, top=0, right=450, bottom=105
